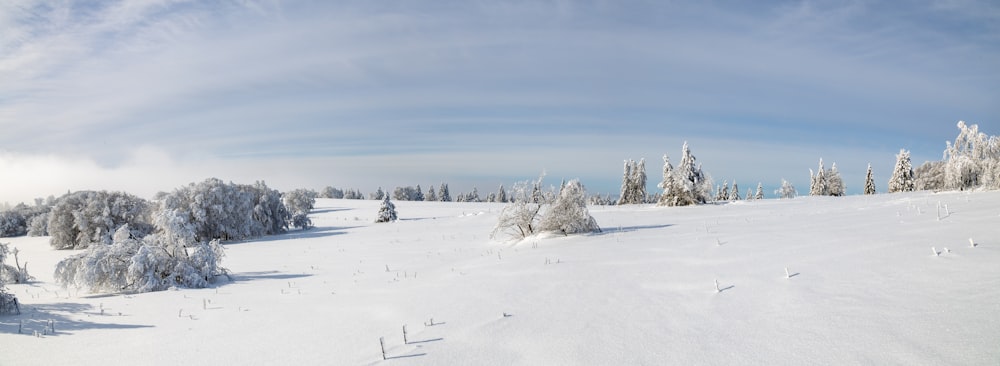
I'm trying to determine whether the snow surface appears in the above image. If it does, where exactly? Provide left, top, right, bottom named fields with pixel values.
left=2, top=191, right=999, bottom=365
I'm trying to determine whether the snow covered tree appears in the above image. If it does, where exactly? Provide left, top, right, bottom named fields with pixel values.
left=375, top=194, right=397, bottom=223
left=47, top=191, right=154, bottom=250
left=414, top=185, right=425, bottom=201
left=426, top=185, right=438, bottom=201
left=372, top=187, right=386, bottom=200
left=864, top=164, right=877, bottom=195
left=320, top=186, right=344, bottom=199
left=755, top=182, right=764, bottom=200
left=617, top=159, right=647, bottom=205
left=888, top=149, right=916, bottom=193
left=0, top=243, right=22, bottom=314
left=0, top=211, right=26, bottom=238
left=716, top=181, right=729, bottom=202
left=154, top=179, right=288, bottom=243
left=775, top=179, right=797, bottom=199
left=827, top=163, right=846, bottom=196
left=283, top=189, right=316, bottom=229
left=810, top=159, right=828, bottom=196
left=658, top=142, right=712, bottom=206
left=914, top=161, right=946, bottom=191
left=492, top=175, right=546, bottom=240
left=497, top=184, right=508, bottom=203
left=944, top=121, right=1000, bottom=190
left=438, top=184, right=452, bottom=202
left=538, top=179, right=601, bottom=235
left=729, top=181, right=741, bottom=201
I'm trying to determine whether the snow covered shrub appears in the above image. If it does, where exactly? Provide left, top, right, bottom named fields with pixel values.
left=27, top=212, right=48, bottom=236
left=375, top=194, right=398, bottom=223
left=320, top=186, right=344, bottom=199
left=47, top=191, right=154, bottom=250
left=0, top=247, right=16, bottom=312
left=54, top=224, right=226, bottom=293
left=1, top=242, right=31, bottom=285
left=538, top=180, right=600, bottom=235
left=492, top=177, right=544, bottom=239
left=392, top=186, right=425, bottom=201
left=914, top=161, right=946, bottom=191
left=888, top=149, right=916, bottom=193
left=283, top=189, right=316, bottom=229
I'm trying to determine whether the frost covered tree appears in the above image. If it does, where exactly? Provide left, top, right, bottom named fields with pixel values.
left=716, top=181, right=729, bottom=202
left=283, top=189, right=316, bottom=229
left=1, top=242, right=31, bottom=285
left=375, top=194, right=397, bottom=223
left=426, top=185, right=438, bottom=201
left=914, top=161, right=946, bottom=191
left=755, top=182, right=764, bottom=200
left=864, top=164, right=877, bottom=195
left=54, top=224, right=226, bottom=293
left=538, top=179, right=600, bottom=235
left=775, top=179, right=797, bottom=199
left=414, top=185, right=424, bottom=201
left=492, top=175, right=546, bottom=240
left=658, top=143, right=712, bottom=206
left=438, top=184, right=452, bottom=202
left=0, top=243, right=22, bottom=314
left=729, top=181, right=741, bottom=201
left=944, top=121, right=1000, bottom=190
left=888, top=149, right=916, bottom=193
left=0, top=211, right=26, bottom=238
left=809, top=159, right=828, bottom=196
left=155, top=179, right=288, bottom=243
left=48, top=191, right=154, bottom=250
left=320, top=186, right=344, bottom=199
left=496, top=184, right=508, bottom=203
left=372, top=187, right=386, bottom=200
left=617, top=159, right=647, bottom=205
left=827, top=163, right=845, bottom=196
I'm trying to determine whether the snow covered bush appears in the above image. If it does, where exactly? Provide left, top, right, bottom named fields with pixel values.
left=375, top=194, right=397, bottom=223
left=0, top=244, right=17, bottom=314
left=538, top=180, right=601, bottom=235
left=48, top=191, right=154, bottom=250
left=888, top=149, right=916, bottom=193
left=618, top=159, right=647, bottom=205
left=0, top=242, right=31, bottom=285
left=27, top=212, right=48, bottom=236
left=491, top=177, right=544, bottom=239
left=320, top=186, right=344, bottom=199
left=54, top=224, right=226, bottom=293
left=283, top=189, right=316, bottom=229
left=393, top=186, right=424, bottom=201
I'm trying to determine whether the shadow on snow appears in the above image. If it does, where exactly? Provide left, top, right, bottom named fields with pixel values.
left=0, top=302, right=153, bottom=336
left=224, top=226, right=362, bottom=245
left=592, top=224, right=673, bottom=236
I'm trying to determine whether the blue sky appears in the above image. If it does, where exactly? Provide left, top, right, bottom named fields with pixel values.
left=1, top=0, right=998, bottom=203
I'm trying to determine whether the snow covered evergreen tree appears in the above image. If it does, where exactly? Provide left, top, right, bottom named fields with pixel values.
left=372, top=187, right=386, bottom=200
left=755, top=182, right=764, bottom=200
left=810, top=159, right=828, bottom=196
left=439, top=184, right=452, bottom=202
left=716, top=181, right=729, bottom=202
left=426, top=185, right=438, bottom=201
left=864, top=164, right=877, bottom=195
left=827, top=163, right=846, bottom=196
left=730, top=181, right=741, bottom=201
left=538, top=179, right=601, bottom=235
left=888, top=149, right=916, bottom=193
left=497, top=184, right=508, bottom=203
left=375, top=194, right=397, bottom=223
left=776, top=179, right=797, bottom=199
left=617, top=159, right=647, bottom=205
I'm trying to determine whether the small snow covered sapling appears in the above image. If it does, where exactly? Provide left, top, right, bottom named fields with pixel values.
left=785, top=268, right=790, bottom=279
left=970, top=238, right=977, bottom=248
left=932, top=247, right=939, bottom=256
left=715, top=279, right=721, bottom=293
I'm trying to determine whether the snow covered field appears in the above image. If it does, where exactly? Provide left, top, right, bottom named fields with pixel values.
left=2, top=190, right=999, bottom=365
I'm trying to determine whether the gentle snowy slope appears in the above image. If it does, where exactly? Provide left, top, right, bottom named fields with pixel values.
left=2, top=191, right=999, bottom=365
